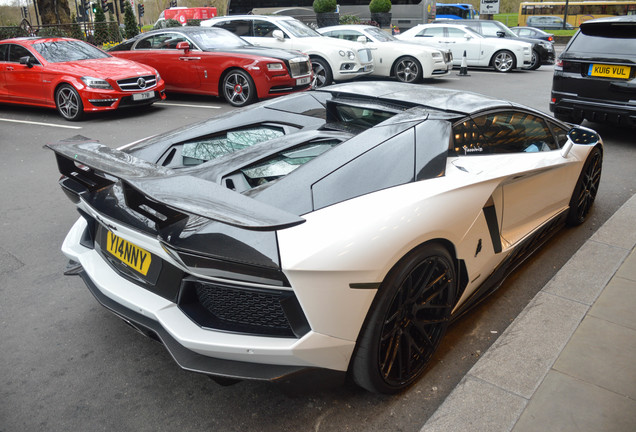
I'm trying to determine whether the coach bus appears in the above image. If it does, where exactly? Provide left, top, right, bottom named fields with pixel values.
left=519, top=1, right=636, bottom=27
left=435, top=3, right=479, bottom=19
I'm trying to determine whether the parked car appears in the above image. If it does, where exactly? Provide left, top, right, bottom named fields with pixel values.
left=108, top=27, right=312, bottom=107
left=0, top=37, right=165, bottom=121
left=511, top=26, right=555, bottom=43
left=527, top=16, right=574, bottom=30
left=397, top=23, right=533, bottom=72
left=47, top=81, right=602, bottom=394
left=457, top=19, right=555, bottom=70
left=551, top=15, right=636, bottom=126
left=318, top=24, right=453, bottom=82
left=201, top=15, right=374, bottom=87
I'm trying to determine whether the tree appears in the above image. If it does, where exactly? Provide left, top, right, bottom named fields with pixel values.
left=124, top=3, right=138, bottom=39
left=70, top=13, right=84, bottom=40
left=94, top=4, right=109, bottom=45
left=38, top=0, right=72, bottom=25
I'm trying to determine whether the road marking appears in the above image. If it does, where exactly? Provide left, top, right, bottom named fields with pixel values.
left=0, top=118, right=82, bottom=129
left=157, top=102, right=222, bottom=109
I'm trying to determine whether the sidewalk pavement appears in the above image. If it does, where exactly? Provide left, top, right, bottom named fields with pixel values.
left=421, top=193, right=636, bottom=432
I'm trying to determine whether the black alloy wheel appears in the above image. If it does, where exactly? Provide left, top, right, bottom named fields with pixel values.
left=566, top=146, right=602, bottom=226
left=351, top=243, right=457, bottom=394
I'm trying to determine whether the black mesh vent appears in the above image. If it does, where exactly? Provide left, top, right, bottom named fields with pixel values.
left=179, top=279, right=310, bottom=338
left=196, top=283, right=290, bottom=330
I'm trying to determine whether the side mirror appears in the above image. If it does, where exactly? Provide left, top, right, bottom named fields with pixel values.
left=464, top=34, right=472, bottom=40
left=19, top=56, right=34, bottom=68
left=357, top=35, right=367, bottom=44
left=272, top=29, right=285, bottom=41
left=496, top=30, right=505, bottom=38
left=562, top=126, right=600, bottom=157
left=176, top=41, right=190, bottom=52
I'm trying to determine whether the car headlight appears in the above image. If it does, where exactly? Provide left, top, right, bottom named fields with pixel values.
left=431, top=51, right=442, bottom=59
left=156, top=71, right=161, bottom=81
left=339, top=50, right=356, bottom=60
left=540, top=42, right=552, bottom=49
left=81, top=76, right=113, bottom=90
left=267, top=63, right=285, bottom=71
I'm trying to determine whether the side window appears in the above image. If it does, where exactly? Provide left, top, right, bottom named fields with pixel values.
left=548, top=121, right=569, bottom=148
left=218, top=20, right=252, bottom=37
left=447, top=27, right=467, bottom=38
left=480, top=23, right=501, bottom=37
left=158, top=34, right=187, bottom=49
left=452, top=111, right=558, bottom=155
left=8, top=44, right=36, bottom=63
left=0, top=44, right=8, bottom=61
left=253, top=20, right=279, bottom=37
left=418, top=27, right=444, bottom=37
left=135, top=36, right=154, bottom=49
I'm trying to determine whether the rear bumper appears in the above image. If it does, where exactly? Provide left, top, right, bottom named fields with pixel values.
left=550, top=90, right=636, bottom=126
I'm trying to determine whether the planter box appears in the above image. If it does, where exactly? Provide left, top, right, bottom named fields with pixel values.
left=371, top=12, right=392, bottom=28
left=316, top=12, right=340, bottom=28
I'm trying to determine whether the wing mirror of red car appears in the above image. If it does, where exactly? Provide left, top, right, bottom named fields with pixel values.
left=176, top=41, right=191, bottom=52
left=19, top=56, right=35, bottom=68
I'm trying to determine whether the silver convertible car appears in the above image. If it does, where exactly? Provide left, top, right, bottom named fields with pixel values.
left=48, top=82, right=602, bottom=393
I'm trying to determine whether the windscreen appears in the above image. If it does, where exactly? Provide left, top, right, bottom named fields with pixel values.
left=190, top=28, right=251, bottom=49
left=33, top=40, right=110, bottom=62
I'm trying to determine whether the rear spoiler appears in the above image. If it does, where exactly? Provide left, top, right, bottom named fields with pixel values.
left=45, top=139, right=305, bottom=231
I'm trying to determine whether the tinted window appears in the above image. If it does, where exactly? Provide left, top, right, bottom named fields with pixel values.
left=0, top=44, right=8, bottom=61
left=135, top=33, right=189, bottom=50
left=8, top=44, right=37, bottom=63
left=216, top=20, right=252, bottom=37
left=451, top=111, right=558, bottom=155
left=253, top=20, right=280, bottom=37
left=568, top=26, right=636, bottom=56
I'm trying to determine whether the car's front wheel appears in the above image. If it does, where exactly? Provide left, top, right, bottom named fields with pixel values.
left=394, top=56, right=422, bottom=83
left=222, top=69, right=256, bottom=107
left=526, top=50, right=541, bottom=70
left=492, top=50, right=515, bottom=73
left=351, top=243, right=457, bottom=394
left=55, top=84, right=83, bottom=121
left=566, top=146, right=602, bottom=226
left=311, top=57, right=333, bottom=88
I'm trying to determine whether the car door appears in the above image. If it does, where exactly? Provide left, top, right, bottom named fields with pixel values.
left=4, top=43, right=45, bottom=104
left=451, top=110, right=577, bottom=249
left=0, top=44, right=8, bottom=98
left=446, top=27, right=484, bottom=65
left=132, top=32, right=201, bottom=91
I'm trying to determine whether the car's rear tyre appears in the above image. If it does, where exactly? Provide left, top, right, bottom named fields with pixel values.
left=55, top=84, right=83, bottom=121
left=351, top=243, right=457, bottom=394
left=492, top=50, right=515, bottom=73
left=222, top=69, right=256, bottom=107
left=394, top=56, right=422, bottom=83
left=566, top=146, right=602, bottom=226
left=311, top=57, right=333, bottom=88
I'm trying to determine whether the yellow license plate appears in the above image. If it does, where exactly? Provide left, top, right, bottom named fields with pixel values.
left=588, top=63, right=631, bottom=79
left=105, top=231, right=152, bottom=276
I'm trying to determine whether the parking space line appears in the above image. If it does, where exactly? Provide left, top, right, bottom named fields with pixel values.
left=0, top=118, right=82, bottom=129
left=157, top=102, right=221, bottom=109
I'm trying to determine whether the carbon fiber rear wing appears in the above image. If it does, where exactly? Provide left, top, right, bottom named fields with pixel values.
left=46, top=139, right=305, bottom=231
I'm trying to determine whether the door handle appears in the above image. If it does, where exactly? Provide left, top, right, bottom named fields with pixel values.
left=179, top=57, right=200, bottom=61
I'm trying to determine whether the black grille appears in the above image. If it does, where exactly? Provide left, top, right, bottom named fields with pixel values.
left=179, top=279, right=310, bottom=338
left=198, top=284, right=289, bottom=329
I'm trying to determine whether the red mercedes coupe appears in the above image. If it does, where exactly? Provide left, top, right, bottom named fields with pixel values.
left=0, top=37, right=166, bottom=121
left=108, top=27, right=313, bottom=107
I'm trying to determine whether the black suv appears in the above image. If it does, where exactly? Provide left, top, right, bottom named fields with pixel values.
left=551, top=15, right=636, bottom=126
left=456, top=19, right=555, bottom=70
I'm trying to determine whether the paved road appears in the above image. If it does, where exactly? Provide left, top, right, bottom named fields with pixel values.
left=1, top=65, right=634, bottom=432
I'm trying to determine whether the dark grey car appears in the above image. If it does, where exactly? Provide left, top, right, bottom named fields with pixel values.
left=550, top=15, right=636, bottom=126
